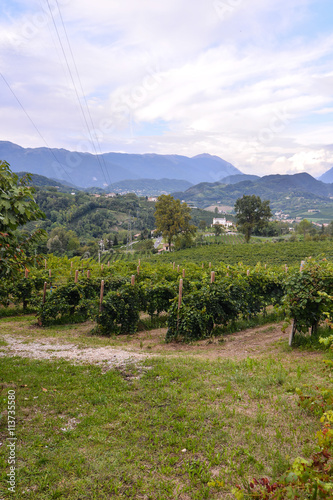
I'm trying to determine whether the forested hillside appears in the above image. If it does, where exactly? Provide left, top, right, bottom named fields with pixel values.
left=173, top=172, right=333, bottom=221
left=23, top=186, right=214, bottom=257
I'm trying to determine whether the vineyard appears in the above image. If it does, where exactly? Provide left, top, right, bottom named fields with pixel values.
left=2, top=249, right=333, bottom=499
left=149, top=238, right=333, bottom=267
left=2, top=253, right=333, bottom=345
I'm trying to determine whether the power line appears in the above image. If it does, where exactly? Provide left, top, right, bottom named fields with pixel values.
left=0, top=72, right=74, bottom=185
left=45, top=0, right=111, bottom=187
left=54, top=0, right=112, bottom=186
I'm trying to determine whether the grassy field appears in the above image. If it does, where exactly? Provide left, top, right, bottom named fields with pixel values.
left=0, top=315, right=331, bottom=499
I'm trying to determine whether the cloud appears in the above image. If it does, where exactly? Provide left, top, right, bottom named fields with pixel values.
left=0, top=0, right=333, bottom=177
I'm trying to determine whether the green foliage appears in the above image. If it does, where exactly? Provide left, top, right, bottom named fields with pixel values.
left=0, top=161, right=44, bottom=232
left=9, top=275, right=45, bottom=310
left=282, top=259, right=333, bottom=336
left=213, top=223, right=224, bottom=237
left=234, top=195, right=272, bottom=243
left=95, top=284, right=141, bottom=335
left=166, top=281, right=244, bottom=342
left=154, top=194, right=196, bottom=249
left=319, top=336, right=333, bottom=350
left=143, top=282, right=176, bottom=318
left=152, top=239, right=333, bottom=267
left=0, top=161, right=46, bottom=278
left=8, top=257, right=287, bottom=339
left=297, top=219, right=315, bottom=238
left=34, top=187, right=156, bottom=245
left=166, top=296, right=213, bottom=342
left=38, top=282, right=98, bottom=326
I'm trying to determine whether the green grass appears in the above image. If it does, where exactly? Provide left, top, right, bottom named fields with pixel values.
left=0, top=306, right=37, bottom=319
left=212, top=309, right=285, bottom=336
left=291, top=325, right=333, bottom=350
left=0, top=335, right=329, bottom=499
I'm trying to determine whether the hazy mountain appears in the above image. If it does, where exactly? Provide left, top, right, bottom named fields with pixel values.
left=318, top=166, right=333, bottom=183
left=106, top=178, right=193, bottom=196
left=172, top=172, right=333, bottom=210
left=16, top=172, right=79, bottom=193
left=220, top=174, right=260, bottom=184
left=0, top=141, right=242, bottom=188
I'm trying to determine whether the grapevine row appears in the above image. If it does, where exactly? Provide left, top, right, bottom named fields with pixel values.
left=2, top=257, right=333, bottom=342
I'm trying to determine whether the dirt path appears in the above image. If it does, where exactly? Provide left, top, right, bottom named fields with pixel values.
left=131, top=322, right=292, bottom=360
left=0, top=320, right=308, bottom=369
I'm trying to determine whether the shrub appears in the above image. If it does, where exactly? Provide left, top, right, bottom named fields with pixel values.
left=38, top=282, right=98, bottom=326
left=95, top=284, right=141, bottom=335
left=166, top=283, right=239, bottom=342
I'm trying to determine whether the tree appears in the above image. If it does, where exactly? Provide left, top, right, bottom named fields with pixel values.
left=199, top=220, right=207, bottom=231
left=0, top=161, right=45, bottom=277
left=296, top=219, right=313, bottom=238
left=234, top=195, right=272, bottom=243
left=154, top=195, right=196, bottom=250
left=46, top=228, right=80, bottom=255
left=212, top=223, right=224, bottom=238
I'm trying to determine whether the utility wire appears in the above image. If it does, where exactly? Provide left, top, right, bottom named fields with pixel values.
left=0, top=72, right=74, bottom=185
left=54, top=0, right=111, bottom=186
left=46, top=0, right=111, bottom=187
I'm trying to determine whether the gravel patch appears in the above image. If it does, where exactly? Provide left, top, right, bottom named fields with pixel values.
left=0, top=335, right=151, bottom=370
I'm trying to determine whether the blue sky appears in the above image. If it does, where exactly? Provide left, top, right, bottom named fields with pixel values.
left=1, top=0, right=333, bottom=179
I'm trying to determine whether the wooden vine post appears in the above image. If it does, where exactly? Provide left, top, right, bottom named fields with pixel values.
left=182, top=268, right=185, bottom=278
left=42, top=282, right=47, bottom=304
left=49, top=269, right=52, bottom=278
left=178, top=279, right=183, bottom=313
left=176, top=278, right=184, bottom=333
left=289, top=260, right=306, bottom=346
left=131, top=275, right=135, bottom=286
left=87, top=270, right=90, bottom=279
left=74, top=270, right=79, bottom=283
left=99, top=280, right=104, bottom=312
left=211, top=271, right=215, bottom=283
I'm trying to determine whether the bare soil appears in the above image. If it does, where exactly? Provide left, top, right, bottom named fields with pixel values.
left=0, top=320, right=320, bottom=368
left=0, top=334, right=150, bottom=369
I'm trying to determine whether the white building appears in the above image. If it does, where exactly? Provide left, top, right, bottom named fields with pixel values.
left=212, top=217, right=233, bottom=228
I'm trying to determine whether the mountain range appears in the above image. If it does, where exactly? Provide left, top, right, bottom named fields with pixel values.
left=172, top=173, right=333, bottom=215
left=0, top=141, right=241, bottom=188
left=15, top=172, right=193, bottom=197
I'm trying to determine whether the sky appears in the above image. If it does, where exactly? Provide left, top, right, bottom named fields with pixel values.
left=1, top=0, right=333, bottom=179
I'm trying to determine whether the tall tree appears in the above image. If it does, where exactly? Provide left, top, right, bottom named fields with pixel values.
left=296, top=219, right=313, bottom=238
left=212, top=223, right=224, bottom=238
left=0, top=161, right=45, bottom=277
left=234, top=195, right=271, bottom=243
left=154, top=195, right=196, bottom=250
